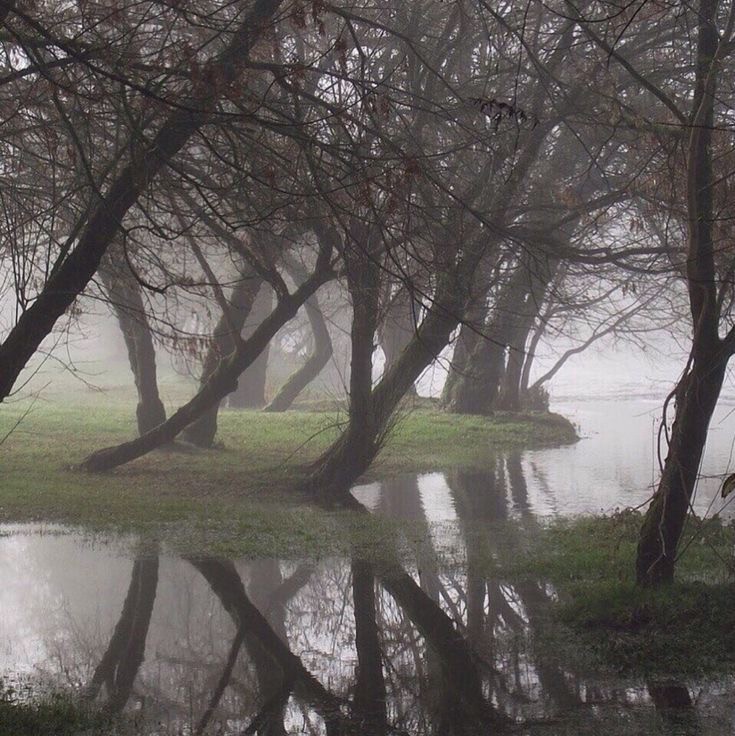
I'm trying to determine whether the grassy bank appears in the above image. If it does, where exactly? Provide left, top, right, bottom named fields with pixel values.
left=0, top=394, right=575, bottom=538
left=514, top=511, right=735, bottom=677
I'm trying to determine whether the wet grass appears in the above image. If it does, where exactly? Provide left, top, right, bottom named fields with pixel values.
left=0, top=392, right=575, bottom=553
left=0, top=684, right=114, bottom=736
left=511, top=511, right=735, bottom=678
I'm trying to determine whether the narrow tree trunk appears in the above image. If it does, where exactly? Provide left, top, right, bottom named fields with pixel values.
left=99, top=257, right=167, bottom=435
left=181, top=272, right=262, bottom=447
left=228, top=284, right=273, bottom=409
left=264, top=293, right=332, bottom=412
left=636, top=357, right=726, bottom=584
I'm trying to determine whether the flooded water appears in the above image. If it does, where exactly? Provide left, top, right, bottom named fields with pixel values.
left=3, top=400, right=735, bottom=734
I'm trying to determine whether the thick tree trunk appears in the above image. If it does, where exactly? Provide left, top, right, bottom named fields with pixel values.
left=378, top=286, right=418, bottom=397
left=636, top=357, right=727, bottom=584
left=636, top=0, right=732, bottom=586
left=181, top=272, right=263, bottom=447
left=0, top=0, right=284, bottom=403
left=79, top=260, right=333, bottom=471
left=264, top=292, right=332, bottom=412
left=228, top=284, right=273, bottom=409
left=99, top=257, right=167, bottom=435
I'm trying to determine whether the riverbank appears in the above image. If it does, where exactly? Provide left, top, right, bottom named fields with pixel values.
left=0, top=399, right=576, bottom=533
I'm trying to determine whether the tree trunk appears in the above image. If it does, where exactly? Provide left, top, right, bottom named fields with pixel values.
left=99, top=256, right=167, bottom=435
left=264, top=292, right=332, bottom=412
left=181, top=271, right=263, bottom=447
left=79, top=258, right=333, bottom=471
left=0, top=0, right=284, bottom=403
left=304, top=264, right=473, bottom=498
left=378, top=286, right=418, bottom=397
left=636, top=356, right=727, bottom=584
left=496, top=257, right=557, bottom=411
left=636, top=0, right=731, bottom=586
left=228, top=283, right=273, bottom=409
left=445, top=264, right=532, bottom=416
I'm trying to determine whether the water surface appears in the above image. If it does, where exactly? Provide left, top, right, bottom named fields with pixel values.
left=3, top=399, right=735, bottom=734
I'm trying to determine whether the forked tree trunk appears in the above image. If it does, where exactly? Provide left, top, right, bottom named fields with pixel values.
left=304, top=264, right=471, bottom=498
left=228, top=283, right=273, bottom=409
left=100, top=257, right=167, bottom=435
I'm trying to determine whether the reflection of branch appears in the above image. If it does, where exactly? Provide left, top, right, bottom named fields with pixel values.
left=188, top=557, right=347, bottom=730
left=194, top=625, right=247, bottom=736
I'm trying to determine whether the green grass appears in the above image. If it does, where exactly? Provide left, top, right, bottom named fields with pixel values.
left=0, top=389, right=575, bottom=555
left=508, top=511, right=735, bottom=677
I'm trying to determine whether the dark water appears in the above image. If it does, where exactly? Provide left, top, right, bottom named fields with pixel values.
left=2, top=400, right=735, bottom=734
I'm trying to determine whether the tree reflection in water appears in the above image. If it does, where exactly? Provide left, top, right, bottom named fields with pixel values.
left=3, top=460, right=726, bottom=734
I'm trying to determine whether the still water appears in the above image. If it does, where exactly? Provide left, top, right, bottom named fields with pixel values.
left=2, top=400, right=735, bottom=734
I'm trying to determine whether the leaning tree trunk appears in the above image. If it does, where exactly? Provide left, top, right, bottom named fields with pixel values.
left=304, top=263, right=472, bottom=498
left=99, top=256, right=167, bottom=435
left=636, top=0, right=733, bottom=586
left=79, top=256, right=334, bottom=472
left=181, top=272, right=263, bottom=447
left=0, top=0, right=285, bottom=404
left=228, top=283, right=273, bottom=409
left=636, top=355, right=727, bottom=584
left=264, top=291, right=332, bottom=412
